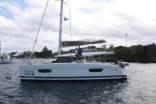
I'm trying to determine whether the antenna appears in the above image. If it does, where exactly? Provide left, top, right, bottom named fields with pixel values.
left=125, top=34, right=128, bottom=47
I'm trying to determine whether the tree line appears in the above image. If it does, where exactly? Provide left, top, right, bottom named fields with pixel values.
left=10, top=43, right=156, bottom=62
left=104, top=43, right=156, bottom=63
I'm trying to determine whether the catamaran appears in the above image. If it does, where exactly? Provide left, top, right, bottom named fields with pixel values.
left=19, top=0, right=128, bottom=81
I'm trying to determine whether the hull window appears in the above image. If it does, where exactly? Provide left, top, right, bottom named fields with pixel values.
left=88, top=69, right=103, bottom=72
left=38, top=69, right=52, bottom=73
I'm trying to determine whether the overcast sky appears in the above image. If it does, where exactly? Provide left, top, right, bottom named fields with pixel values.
left=0, top=0, right=156, bottom=53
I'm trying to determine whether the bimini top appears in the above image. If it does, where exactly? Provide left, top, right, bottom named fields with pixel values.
left=62, top=39, right=106, bottom=47
left=55, top=51, right=114, bottom=57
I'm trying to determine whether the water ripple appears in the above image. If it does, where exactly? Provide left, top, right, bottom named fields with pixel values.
left=0, top=60, right=156, bottom=104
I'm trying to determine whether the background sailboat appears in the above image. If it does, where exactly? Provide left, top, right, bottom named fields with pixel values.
left=0, top=41, right=13, bottom=64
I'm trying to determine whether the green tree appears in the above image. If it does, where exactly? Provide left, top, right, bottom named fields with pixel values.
left=107, top=44, right=114, bottom=51
left=39, top=46, right=53, bottom=58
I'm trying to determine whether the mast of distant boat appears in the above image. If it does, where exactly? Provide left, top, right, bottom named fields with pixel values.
left=58, top=0, right=64, bottom=55
left=25, top=46, right=27, bottom=58
left=0, top=41, right=1, bottom=56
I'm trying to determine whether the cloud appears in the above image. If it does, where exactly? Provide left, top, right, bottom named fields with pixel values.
left=0, top=0, right=156, bottom=53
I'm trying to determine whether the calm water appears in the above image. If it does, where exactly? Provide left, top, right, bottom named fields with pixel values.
left=0, top=59, right=156, bottom=104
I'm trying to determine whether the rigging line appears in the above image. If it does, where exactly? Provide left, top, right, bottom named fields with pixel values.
left=70, top=1, right=89, bottom=36
left=68, top=0, right=73, bottom=62
left=91, top=1, right=105, bottom=38
left=68, top=0, right=72, bottom=41
left=29, top=0, right=49, bottom=62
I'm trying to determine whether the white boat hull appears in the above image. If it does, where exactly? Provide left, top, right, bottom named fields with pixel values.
left=0, top=59, right=13, bottom=64
left=19, top=63, right=127, bottom=81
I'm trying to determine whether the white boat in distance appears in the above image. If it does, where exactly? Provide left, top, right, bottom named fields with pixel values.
left=19, top=0, right=128, bottom=81
left=0, top=41, right=13, bottom=64
left=0, top=53, right=13, bottom=64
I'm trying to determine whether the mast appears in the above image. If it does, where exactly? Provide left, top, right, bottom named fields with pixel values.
left=58, top=0, right=64, bottom=55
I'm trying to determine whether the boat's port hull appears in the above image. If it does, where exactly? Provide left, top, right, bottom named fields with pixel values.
left=19, top=63, right=127, bottom=81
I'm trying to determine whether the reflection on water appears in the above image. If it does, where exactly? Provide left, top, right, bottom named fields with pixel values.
left=19, top=80, right=128, bottom=104
left=0, top=59, right=156, bottom=104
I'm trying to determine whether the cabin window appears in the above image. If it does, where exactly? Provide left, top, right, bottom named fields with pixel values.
left=88, top=69, right=103, bottom=72
left=38, top=69, right=52, bottom=73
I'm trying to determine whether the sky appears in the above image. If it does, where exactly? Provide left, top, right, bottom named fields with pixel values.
left=0, top=0, right=156, bottom=53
